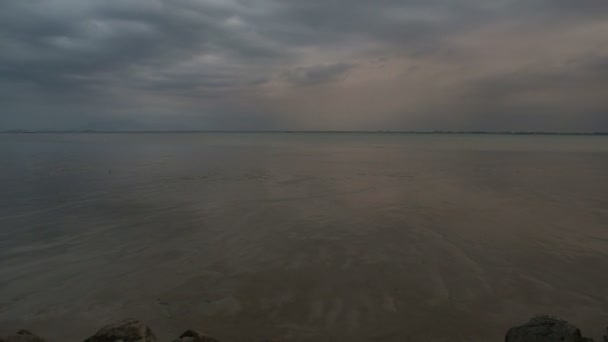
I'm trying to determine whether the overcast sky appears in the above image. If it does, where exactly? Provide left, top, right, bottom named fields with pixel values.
left=1, top=0, right=607, bottom=131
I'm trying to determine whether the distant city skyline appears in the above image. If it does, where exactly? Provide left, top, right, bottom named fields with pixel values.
left=1, top=0, right=608, bottom=132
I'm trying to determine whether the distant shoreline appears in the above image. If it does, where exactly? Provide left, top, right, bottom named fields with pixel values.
left=2, top=130, right=608, bottom=135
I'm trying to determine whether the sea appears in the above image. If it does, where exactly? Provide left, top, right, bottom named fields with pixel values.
left=1, top=133, right=607, bottom=341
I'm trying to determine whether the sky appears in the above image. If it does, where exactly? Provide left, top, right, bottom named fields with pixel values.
left=1, top=0, right=607, bottom=131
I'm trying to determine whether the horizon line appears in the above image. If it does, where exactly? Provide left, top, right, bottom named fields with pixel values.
left=2, top=130, right=608, bottom=135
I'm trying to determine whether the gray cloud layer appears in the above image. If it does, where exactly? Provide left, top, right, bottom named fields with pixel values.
left=1, top=0, right=607, bottom=131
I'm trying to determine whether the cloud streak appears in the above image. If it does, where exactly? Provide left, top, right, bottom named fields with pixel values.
left=0, top=0, right=607, bottom=131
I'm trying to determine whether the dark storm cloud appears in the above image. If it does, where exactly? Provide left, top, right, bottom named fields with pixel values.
left=0, top=0, right=607, bottom=130
left=0, top=1, right=281, bottom=86
left=282, top=63, right=354, bottom=86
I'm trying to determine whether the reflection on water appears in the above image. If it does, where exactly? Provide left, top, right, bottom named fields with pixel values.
left=1, top=133, right=608, bottom=341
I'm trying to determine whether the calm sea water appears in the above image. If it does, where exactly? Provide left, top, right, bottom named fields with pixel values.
left=1, top=133, right=607, bottom=341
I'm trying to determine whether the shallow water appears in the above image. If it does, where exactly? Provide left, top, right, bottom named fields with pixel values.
left=1, top=133, right=607, bottom=341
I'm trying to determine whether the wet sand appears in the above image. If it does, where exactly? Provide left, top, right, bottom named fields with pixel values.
left=1, top=133, right=607, bottom=341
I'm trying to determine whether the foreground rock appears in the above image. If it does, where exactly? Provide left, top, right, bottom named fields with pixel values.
left=0, top=330, right=46, bottom=342
left=506, top=316, right=593, bottom=342
left=2, top=315, right=605, bottom=341
left=83, top=319, right=157, bottom=342
left=172, top=329, right=219, bottom=342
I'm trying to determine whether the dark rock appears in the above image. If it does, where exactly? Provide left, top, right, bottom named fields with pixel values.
left=0, top=329, right=46, bottom=342
left=83, top=319, right=157, bottom=342
left=172, top=329, right=219, bottom=342
left=506, top=316, right=593, bottom=342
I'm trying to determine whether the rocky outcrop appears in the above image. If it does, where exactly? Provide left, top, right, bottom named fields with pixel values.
left=0, top=329, right=46, bottom=342
left=1, top=315, right=605, bottom=341
left=506, top=316, right=593, bottom=342
left=83, top=319, right=157, bottom=342
left=172, top=329, right=219, bottom=342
